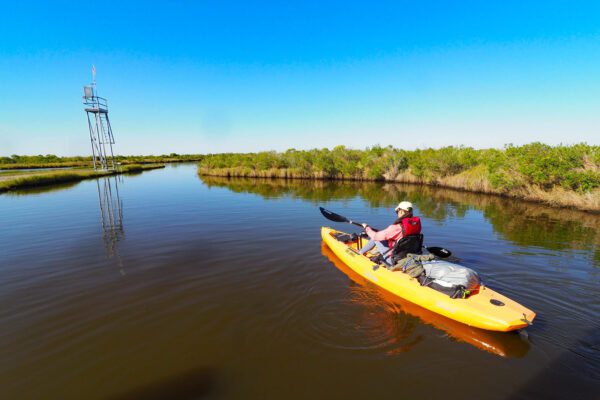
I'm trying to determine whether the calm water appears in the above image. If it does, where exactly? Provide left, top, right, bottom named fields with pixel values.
left=1, top=164, right=599, bottom=399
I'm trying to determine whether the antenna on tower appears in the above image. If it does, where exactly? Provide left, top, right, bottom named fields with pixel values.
left=83, top=66, right=117, bottom=171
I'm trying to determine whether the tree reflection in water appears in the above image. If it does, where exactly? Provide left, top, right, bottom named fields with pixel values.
left=200, top=175, right=600, bottom=265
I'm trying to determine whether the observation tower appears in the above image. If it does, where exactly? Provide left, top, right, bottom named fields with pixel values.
left=83, top=66, right=116, bottom=170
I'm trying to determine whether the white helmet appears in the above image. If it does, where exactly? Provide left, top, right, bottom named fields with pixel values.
left=395, top=201, right=413, bottom=212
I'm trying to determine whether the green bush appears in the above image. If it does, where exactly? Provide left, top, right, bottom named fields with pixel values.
left=197, top=143, right=600, bottom=193
left=562, top=170, right=600, bottom=193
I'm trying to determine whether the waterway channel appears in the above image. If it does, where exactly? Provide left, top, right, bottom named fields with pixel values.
left=1, top=163, right=598, bottom=399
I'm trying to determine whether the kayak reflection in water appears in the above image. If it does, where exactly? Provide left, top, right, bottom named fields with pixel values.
left=358, top=201, right=422, bottom=266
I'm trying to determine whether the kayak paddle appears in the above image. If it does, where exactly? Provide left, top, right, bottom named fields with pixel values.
left=319, top=207, right=453, bottom=258
left=319, top=207, right=365, bottom=228
left=425, top=246, right=452, bottom=258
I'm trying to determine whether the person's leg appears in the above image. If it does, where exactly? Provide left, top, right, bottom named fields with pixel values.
left=358, top=239, right=376, bottom=255
left=374, top=241, right=392, bottom=266
left=360, top=240, right=392, bottom=265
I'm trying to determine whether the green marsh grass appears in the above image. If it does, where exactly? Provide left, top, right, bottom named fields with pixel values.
left=197, top=143, right=600, bottom=212
left=0, top=164, right=165, bottom=193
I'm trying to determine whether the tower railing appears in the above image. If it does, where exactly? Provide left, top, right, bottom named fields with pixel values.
left=83, top=95, right=109, bottom=113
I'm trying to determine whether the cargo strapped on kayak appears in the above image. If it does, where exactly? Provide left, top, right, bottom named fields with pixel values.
left=389, top=253, right=434, bottom=278
left=420, top=261, right=481, bottom=299
left=422, top=281, right=471, bottom=299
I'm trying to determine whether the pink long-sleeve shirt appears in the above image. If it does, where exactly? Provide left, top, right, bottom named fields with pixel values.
left=365, top=224, right=404, bottom=248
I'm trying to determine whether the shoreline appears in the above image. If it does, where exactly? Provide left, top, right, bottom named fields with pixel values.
left=197, top=169, right=600, bottom=213
left=196, top=143, right=599, bottom=212
left=0, top=158, right=201, bottom=170
left=0, top=164, right=165, bottom=194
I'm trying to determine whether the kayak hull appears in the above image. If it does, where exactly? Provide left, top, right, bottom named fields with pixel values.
left=322, top=243, right=531, bottom=357
left=321, top=227, right=536, bottom=332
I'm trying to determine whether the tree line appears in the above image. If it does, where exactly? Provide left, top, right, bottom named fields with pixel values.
left=1, top=154, right=204, bottom=168
left=198, top=143, right=600, bottom=194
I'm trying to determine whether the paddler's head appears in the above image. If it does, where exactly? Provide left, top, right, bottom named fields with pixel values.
left=395, top=201, right=413, bottom=218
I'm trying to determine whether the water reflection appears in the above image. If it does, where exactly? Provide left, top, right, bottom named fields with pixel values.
left=200, top=176, right=600, bottom=265
left=288, top=268, right=424, bottom=355
left=1, top=165, right=596, bottom=399
left=322, top=243, right=530, bottom=358
left=96, top=175, right=125, bottom=274
left=7, top=180, right=81, bottom=195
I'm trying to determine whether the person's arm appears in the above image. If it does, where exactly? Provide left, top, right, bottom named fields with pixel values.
left=366, top=225, right=392, bottom=241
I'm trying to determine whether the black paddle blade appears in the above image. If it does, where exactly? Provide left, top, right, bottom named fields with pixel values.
left=319, top=207, right=349, bottom=223
left=319, top=207, right=364, bottom=227
left=427, top=246, right=452, bottom=258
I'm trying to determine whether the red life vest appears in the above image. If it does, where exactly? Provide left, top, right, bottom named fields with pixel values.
left=385, top=216, right=422, bottom=250
left=401, top=216, right=421, bottom=237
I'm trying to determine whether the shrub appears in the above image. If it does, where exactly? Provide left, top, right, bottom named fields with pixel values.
left=198, top=143, right=600, bottom=194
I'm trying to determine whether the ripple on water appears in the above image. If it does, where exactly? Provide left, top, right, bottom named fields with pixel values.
left=279, top=283, right=424, bottom=357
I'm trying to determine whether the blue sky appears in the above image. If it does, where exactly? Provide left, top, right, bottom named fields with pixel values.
left=1, top=1, right=599, bottom=155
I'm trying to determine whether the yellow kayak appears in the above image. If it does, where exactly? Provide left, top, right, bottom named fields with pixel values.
left=322, top=243, right=530, bottom=357
left=322, top=227, right=536, bottom=332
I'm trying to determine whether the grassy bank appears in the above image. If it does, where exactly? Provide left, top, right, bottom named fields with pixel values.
left=0, top=164, right=164, bottom=193
left=198, top=143, right=600, bottom=212
left=0, top=154, right=203, bottom=170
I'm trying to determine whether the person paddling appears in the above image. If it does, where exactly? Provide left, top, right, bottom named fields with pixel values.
left=358, top=201, right=422, bottom=266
